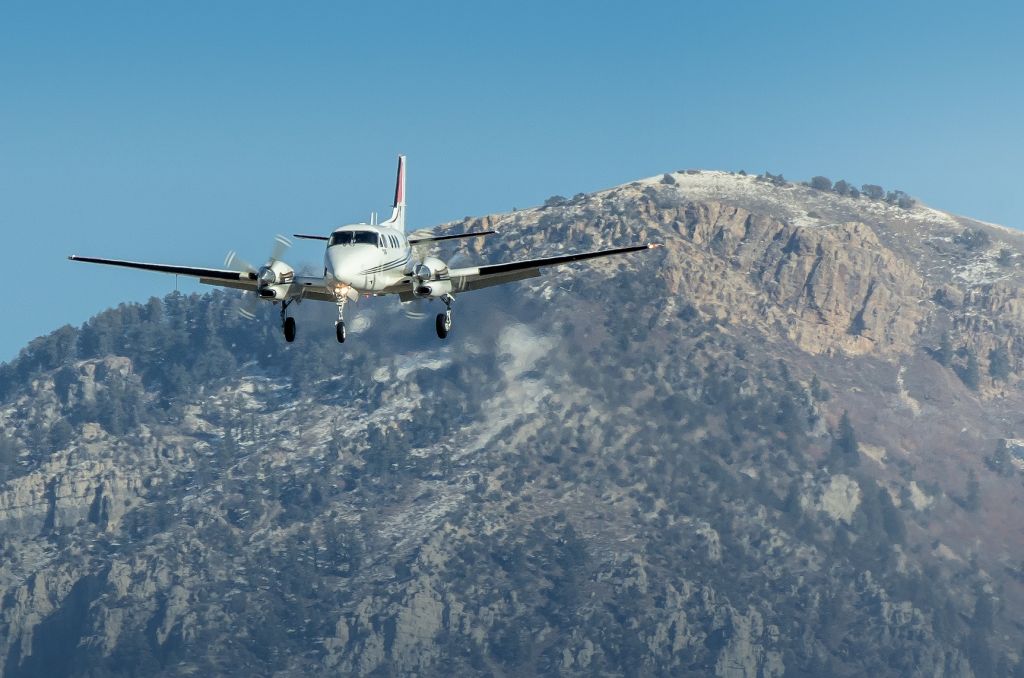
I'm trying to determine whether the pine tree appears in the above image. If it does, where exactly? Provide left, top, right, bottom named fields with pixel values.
left=964, top=469, right=981, bottom=512
left=960, top=349, right=981, bottom=390
left=989, top=346, right=1011, bottom=380
left=826, top=412, right=860, bottom=469
left=833, top=411, right=859, bottom=465
left=936, top=331, right=954, bottom=367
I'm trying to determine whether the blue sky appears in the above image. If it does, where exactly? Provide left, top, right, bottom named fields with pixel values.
left=2, top=1, right=1022, bottom=362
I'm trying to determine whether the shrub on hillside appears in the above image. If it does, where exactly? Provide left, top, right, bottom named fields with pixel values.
left=810, top=176, right=832, bottom=191
left=861, top=184, right=885, bottom=200
left=955, top=228, right=992, bottom=251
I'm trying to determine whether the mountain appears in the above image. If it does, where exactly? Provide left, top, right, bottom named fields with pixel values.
left=2, top=169, right=1024, bottom=677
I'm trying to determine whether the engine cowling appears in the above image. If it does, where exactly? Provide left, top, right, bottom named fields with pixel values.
left=414, top=256, right=448, bottom=279
left=414, top=279, right=452, bottom=298
left=256, top=260, right=294, bottom=299
left=412, top=256, right=451, bottom=298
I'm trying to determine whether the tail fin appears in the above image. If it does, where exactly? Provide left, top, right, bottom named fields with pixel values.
left=381, top=155, right=406, bottom=232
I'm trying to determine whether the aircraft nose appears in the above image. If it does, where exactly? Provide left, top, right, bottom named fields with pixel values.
left=327, top=248, right=360, bottom=287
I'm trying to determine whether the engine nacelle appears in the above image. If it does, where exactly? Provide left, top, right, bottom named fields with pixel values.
left=414, top=278, right=452, bottom=298
left=256, top=260, right=294, bottom=299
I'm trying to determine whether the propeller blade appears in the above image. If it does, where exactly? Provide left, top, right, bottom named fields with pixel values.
left=409, top=229, right=435, bottom=261
left=402, top=299, right=427, bottom=320
left=228, top=235, right=293, bottom=320
left=224, top=251, right=258, bottom=274
left=237, top=292, right=260, bottom=320
left=448, top=250, right=471, bottom=269
left=268, top=234, right=292, bottom=263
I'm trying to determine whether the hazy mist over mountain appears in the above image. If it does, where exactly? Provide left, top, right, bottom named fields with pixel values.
left=3, top=170, right=1024, bottom=676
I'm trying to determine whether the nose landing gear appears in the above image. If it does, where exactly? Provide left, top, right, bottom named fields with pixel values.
left=333, top=290, right=348, bottom=343
left=435, top=294, right=454, bottom=339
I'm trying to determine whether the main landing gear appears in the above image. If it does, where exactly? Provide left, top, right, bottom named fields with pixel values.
left=281, top=300, right=296, bottom=343
left=435, top=294, right=454, bottom=339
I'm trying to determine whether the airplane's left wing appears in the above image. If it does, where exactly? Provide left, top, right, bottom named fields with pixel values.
left=68, top=255, right=259, bottom=289
left=447, top=243, right=660, bottom=294
left=392, top=243, right=660, bottom=300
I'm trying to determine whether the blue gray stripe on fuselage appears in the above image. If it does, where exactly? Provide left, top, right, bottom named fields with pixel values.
left=360, top=254, right=409, bottom=275
left=360, top=258, right=407, bottom=275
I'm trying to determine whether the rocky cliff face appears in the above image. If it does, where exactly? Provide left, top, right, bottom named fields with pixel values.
left=1, top=170, right=1023, bottom=676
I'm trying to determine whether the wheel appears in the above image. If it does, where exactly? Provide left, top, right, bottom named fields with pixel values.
left=283, top=317, right=296, bottom=343
left=336, top=321, right=346, bottom=343
left=435, top=313, right=450, bottom=339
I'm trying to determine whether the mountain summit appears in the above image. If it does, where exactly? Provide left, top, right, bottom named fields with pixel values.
left=1, top=169, right=1022, bottom=676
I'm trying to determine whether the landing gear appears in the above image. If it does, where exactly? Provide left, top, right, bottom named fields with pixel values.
left=333, top=288, right=349, bottom=344
left=436, top=294, right=454, bottom=339
left=280, top=300, right=296, bottom=343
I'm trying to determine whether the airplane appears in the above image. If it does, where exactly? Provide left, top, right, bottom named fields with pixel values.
left=69, top=156, right=661, bottom=343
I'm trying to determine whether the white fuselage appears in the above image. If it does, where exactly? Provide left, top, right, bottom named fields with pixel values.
left=324, top=224, right=411, bottom=294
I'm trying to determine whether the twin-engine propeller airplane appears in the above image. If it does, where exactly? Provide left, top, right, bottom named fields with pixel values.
left=69, top=156, right=660, bottom=343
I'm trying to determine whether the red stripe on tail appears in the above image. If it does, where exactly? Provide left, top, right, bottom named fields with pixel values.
left=393, top=155, right=405, bottom=207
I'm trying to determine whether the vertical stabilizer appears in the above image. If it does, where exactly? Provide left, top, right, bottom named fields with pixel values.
left=381, top=155, right=406, bottom=232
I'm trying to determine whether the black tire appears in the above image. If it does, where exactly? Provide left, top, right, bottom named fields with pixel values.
left=435, top=313, right=449, bottom=339
left=283, top=317, right=296, bottom=343
left=336, top=321, right=346, bottom=343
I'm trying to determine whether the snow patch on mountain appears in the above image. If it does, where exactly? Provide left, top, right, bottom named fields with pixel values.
left=627, top=170, right=965, bottom=233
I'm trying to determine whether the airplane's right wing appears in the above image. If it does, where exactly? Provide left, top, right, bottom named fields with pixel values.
left=68, top=255, right=259, bottom=288
left=68, top=255, right=343, bottom=302
left=446, top=243, right=660, bottom=294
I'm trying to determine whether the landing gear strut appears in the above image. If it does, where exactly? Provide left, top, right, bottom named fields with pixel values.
left=281, top=300, right=296, bottom=343
left=334, top=293, right=348, bottom=344
left=435, top=294, right=454, bottom=339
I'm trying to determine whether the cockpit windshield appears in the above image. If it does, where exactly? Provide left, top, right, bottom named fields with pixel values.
left=329, top=231, right=378, bottom=247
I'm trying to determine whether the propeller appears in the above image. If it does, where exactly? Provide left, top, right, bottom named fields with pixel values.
left=448, top=250, right=471, bottom=269
left=225, top=235, right=293, bottom=319
left=267, top=234, right=291, bottom=263
left=225, top=235, right=292, bottom=274
left=402, top=299, right=427, bottom=320
left=224, top=251, right=257, bottom=275
left=237, top=294, right=260, bottom=320
left=408, top=228, right=436, bottom=264
left=402, top=229, right=438, bottom=320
